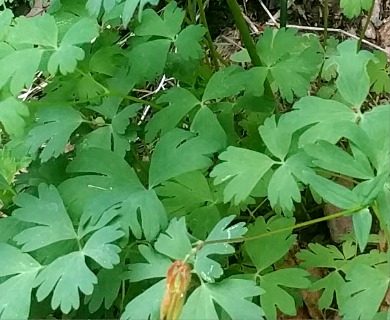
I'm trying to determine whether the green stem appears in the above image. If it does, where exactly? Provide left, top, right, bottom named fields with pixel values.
left=225, top=0, right=275, bottom=98
left=280, top=0, right=288, bottom=28
left=357, top=0, right=375, bottom=51
left=203, top=205, right=364, bottom=246
left=197, top=0, right=220, bottom=70
left=323, top=0, right=329, bottom=47
left=226, top=0, right=261, bottom=66
left=187, top=0, right=196, bottom=23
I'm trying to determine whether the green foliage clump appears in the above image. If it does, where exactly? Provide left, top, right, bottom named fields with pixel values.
left=0, top=0, right=389, bottom=319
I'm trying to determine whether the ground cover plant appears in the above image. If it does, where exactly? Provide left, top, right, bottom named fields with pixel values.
left=0, top=0, right=389, bottom=319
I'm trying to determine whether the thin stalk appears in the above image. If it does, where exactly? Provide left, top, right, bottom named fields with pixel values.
left=197, top=0, right=220, bottom=70
left=203, top=205, right=364, bottom=246
left=357, top=0, right=375, bottom=51
left=323, top=0, right=329, bottom=47
left=187, top=0, right=196, bottom=23
left=226, top=0, right=274, bottom=98
left=280, top=0, right=288, bottom=28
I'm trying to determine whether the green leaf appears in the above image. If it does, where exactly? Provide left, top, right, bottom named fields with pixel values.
left=86, top=0, right=117, bottom=16
left=12, top=184, right=76, bottom=252
left=194, top=216, right=247, bottom=282
left=145, top=87, right=200, bottom=142
left=302, top=170, right=359, bottom=209
left=260, top=268, right=311, bottom=320
left=0, top=244, right=41, bottom=320
left=340, top=264, right=390, bottom=320
left=359, top=105, right=390, bottom=173
left=34, top=251, right=98, bottom=314
left=0, top=96, right=29, bottom=137
left=311, top=271, right=346, bottom=310
left=82, top=224, right=124, bottom=268
left=340, top=0, right=372, bottom=18
left=0, top=9, right=13, bottom=41
left=256, top=28, right=323, bottom=102
left=48, top=18, right=99, bottom=75
left=304, top=140, right=375, bottom=179
left=0, top=48, right=43, bottom=95
left=202, top=65, right=267, bottom=102
left=84, top=263, right=125, bottom=313
left=181, top=279, right=264, bottom=320
left=259, top=115, right=292, bottom=161
left=245, top=216, right=296, bottom=272
left=134, top=1, right=184, bottom=39
left=120, top=279, right=165, bottom=320
left=149, top=108, right=226, bottom=187
left=156, top=170, right=214, bottom=216
left=27, top=105, right=83, bottom=162
left=117, top=189, right=168, bottom=241
left=367, top=51, right=390, bottom=94
left=154, top=217, right=192, bottom=260
left=210, top=147, right=275, bottom=205
left=323, top=40, right=374, bottom=106
left=8, top=15, right=58, bottom=47
left=59, top=148, right=144, bottom=221
left=175, top=25, right=205, bottom=60
left=122, top=0, right=164, bottom=25
left=268, top=154, right=307, bottom=212
left=80, top=104, right=141, bottom=157
left=125, top=245, right=171, bottom=282
left=128, top=39, right=171, bottom=84
left=281, top=96, right=358, bottom=146
left=352, top=208, right=372, bottom=252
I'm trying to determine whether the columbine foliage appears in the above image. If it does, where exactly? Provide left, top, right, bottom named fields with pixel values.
left=0, top=0, right=389, bottom=319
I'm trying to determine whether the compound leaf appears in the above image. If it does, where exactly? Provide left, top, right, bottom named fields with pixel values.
left=8, top=14, right=58, bottom=47
left=0, top=96, right=29, bottom=137
left=34, top=251, right=98, bottom=314
left=125, top=245, right=171, bottom=282
left=175, top=25, right=205, bottom=60
left=149, top=108, right=226, bottom=187
left=12, top=184, right=76, bottom=252
left=260, top=268, right=311, bottom=320
left=134, top=1, right=184, bottom=39
left=245, top=216, right=296, bottom=272
left=120, top=279, right=165, bottom=320
left=82, top=224, right=124, bottom=269
left=181, top=279, right=264, bottom=320
left=84, top=263, right=125, bottom=313
left=0, top=48, right=43, bottom=95
left=367, top=51, right=390, bottom=94
left=154, top=217, right=192, bottom=260
left=324, top=40, right=374, bottom=106
left=145, top=87, right=200, bottom=142
left=210, top=147, right=275, bottom=205
left=340, top=264, right=390, bottom=320
left=194, top=216, right=247, bottom=282
left=27, top=105, right=83, bottom=162
left=340, top=0, right=372, bottom=18
left=48, top=18, right=99, bottom=75
left=256, top=28, right=323, bottom=102
left=0, top=244, right=41, bottom=319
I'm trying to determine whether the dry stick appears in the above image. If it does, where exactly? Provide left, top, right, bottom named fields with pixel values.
left=257, top=0, right=279, bottom=27
left=259, top=23, right=390, bottom=56
left=358, top=0, right=375, bottom=51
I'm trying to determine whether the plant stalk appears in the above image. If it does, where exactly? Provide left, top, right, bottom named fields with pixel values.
left=323, top=0, right=329, bottom=47
left=203, top=205, right=365, bottom=246
left=280, top=0, right=288, bottom=28
left=357, top=0, right=375, bottom=51
left=196, top=0, right=220, bottom=70
left=225, top=0, right=274, bottom=98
